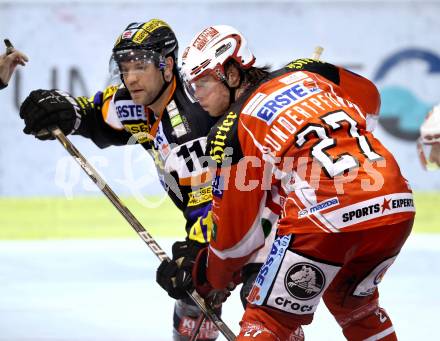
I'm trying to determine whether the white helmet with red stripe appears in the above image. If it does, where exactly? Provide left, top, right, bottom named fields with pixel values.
left=181, top=25, right=255, bottom=84
left=418, top=104, right=440, bottom=170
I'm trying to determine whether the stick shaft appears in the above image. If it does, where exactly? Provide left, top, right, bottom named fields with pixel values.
left=312, top=46, right=324, bottom=60
left=189, top=314, right=205, bottom=341
left=4, top=39, right=14, bottom=55
left=50, top=127, right=236, bottom=341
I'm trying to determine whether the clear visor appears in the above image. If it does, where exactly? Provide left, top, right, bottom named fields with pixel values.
left=417, top=139, right=440, bottom=171
left=113, top=49, right=164, bottom=77
left=108, top=55, right=121, bottom=85
left=181, top=69, right=221, bottom=103
left=181, top=69, right=198, bottom=102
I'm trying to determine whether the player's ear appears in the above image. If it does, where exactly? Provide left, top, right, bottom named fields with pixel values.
left=225, top=64, right=241, bottom=88
left=163, top=56, right=174, bottom=82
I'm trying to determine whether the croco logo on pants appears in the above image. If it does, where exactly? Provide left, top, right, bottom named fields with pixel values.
left=284, top=263, right=325, bottom=300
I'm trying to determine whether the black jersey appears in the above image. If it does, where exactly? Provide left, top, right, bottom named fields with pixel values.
left=75, top=75, right=219, bottom=242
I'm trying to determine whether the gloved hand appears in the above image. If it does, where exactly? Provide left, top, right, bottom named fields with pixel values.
left=239, top=263, right=263, bottom=309
left=192, top=247, right=239, bottom=308
left=156, top=239, right=207, bottom=299
left=20, top=89, right=90, bottom=140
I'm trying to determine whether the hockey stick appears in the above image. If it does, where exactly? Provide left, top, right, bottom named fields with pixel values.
left=190, top=312, right=205, bottom=341
left=49, top=127, right=236, bottom=341
left=312, top=46, right=324, bottom=60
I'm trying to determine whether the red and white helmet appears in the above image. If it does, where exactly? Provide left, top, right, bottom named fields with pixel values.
left=181, top=25, right=255, bottom=84
left=417, top=104, right=440, bottom=170
left=420, top=104, right=440, bottom=143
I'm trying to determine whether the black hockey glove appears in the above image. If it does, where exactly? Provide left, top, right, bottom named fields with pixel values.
left=156, top=239, right=207, bottom=300
left=20, top=89, right=91, bottom=140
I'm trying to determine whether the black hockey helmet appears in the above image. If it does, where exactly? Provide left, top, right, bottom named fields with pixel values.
left=112, top=19, right=178, bottom=70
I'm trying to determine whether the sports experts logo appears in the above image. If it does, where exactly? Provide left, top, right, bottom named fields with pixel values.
left=342, top=197, right=414, bottom=223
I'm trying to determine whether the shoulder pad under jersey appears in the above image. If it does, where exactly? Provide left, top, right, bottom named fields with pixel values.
left=102, top=85, right=120, bottom=102
left=208, top=110, right=243, bottom=166
left=284, top=58, right=340, bottom=85
left=207, top=80, right=272, bottom=166
left=113, top=86, right=132, bottom=101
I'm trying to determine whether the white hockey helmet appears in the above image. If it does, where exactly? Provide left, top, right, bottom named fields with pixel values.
left=417, top=104, right=440, bottom=170
left=420, top=104, right=440, bottom=143
left=181, top=25, right=255, bottom=84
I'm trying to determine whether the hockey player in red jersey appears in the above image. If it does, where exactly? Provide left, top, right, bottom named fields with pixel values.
left=181, top=25, right=415, bottom=340
left=19, top=19, right=277, bottom=340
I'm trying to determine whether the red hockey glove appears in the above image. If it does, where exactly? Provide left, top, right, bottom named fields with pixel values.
left=192, top=247, right=240, bottom=308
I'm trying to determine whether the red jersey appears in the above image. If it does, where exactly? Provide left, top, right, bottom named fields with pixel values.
left=206, top=60, right=415, bottom=288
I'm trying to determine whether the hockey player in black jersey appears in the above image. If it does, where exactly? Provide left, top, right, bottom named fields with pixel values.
left=19, top=19, right=223, bottom=340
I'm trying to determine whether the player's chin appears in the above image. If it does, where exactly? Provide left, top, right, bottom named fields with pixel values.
left=130, top=91, right=146, bottom=105
left=204, top=105, right=223, bottom=117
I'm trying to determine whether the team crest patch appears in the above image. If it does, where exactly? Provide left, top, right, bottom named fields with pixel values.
left=353, top=256, right=397, bottom=297
left=284, top=263, right=325, bottom=300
